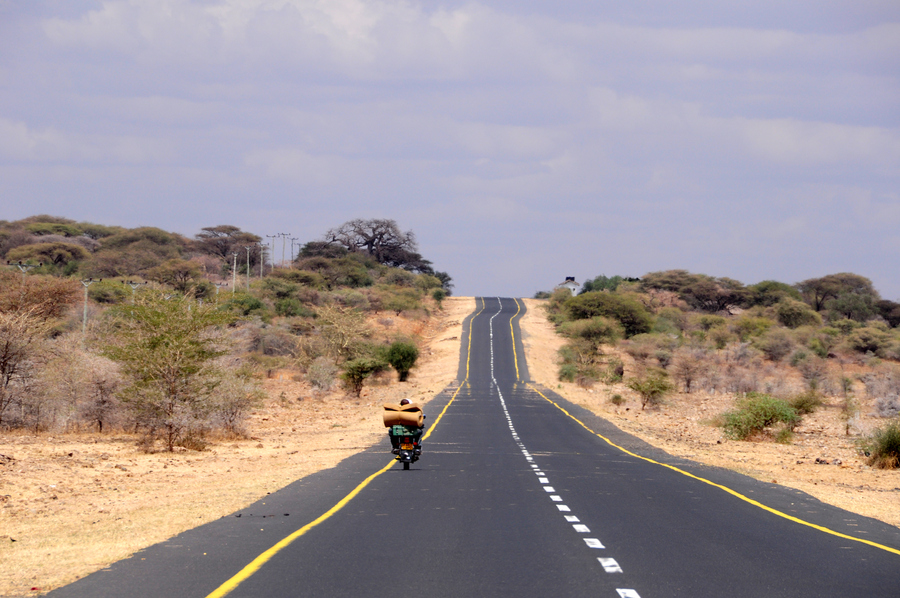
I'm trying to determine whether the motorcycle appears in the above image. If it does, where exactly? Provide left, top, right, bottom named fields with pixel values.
left=391, top=424, right=422, bottom=470
left=384, top=402, right=425, bottom=470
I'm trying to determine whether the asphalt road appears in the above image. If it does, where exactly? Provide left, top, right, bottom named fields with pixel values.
left=49, top=297, right=900, bottom=598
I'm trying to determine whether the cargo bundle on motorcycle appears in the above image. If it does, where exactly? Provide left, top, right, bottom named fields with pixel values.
left=383, top=402, right=425, bottom=469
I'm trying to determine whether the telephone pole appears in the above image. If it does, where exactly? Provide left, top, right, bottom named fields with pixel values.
left=266, top=235, right=277, bottom=269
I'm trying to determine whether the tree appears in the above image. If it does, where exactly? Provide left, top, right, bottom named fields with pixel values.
left=325, top=219, right=424, bottom=270
left=101, top=291, right=235, bottom=451
left=194, top=225, right=262, bottom=267
left=796, top=273, right=879, bottom=312
left=776, top=298, right=822, bottom=328
left=341, top=357, right=389, bottom=397
left=558, top=316, right=622, bottom=360
left=384, top=341, right=419, bottom=382
left=7, top=242, right=90, bottom=268
left=626, top=368, right=674, bottom=410
left=146, top=259, right=203, bottom=294
left=581, top=275, right=624, bottom=294
left=0, top=310, right=51, bottom=427
left=641, top=270, right=748, bottom=313
left=565, top=292, right=653, bottom=337
left=746, top=280, right=802, bottom=307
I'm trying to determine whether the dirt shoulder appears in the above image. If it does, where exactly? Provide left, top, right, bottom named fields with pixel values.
left=520, top=298, right=900, bottom=530
left=0, top=297, right=471, bottom=597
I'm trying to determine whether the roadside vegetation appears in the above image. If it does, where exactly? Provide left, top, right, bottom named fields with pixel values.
left=0, top=215, right=451, bottom=451
left=539, top=270, right=900, bottom=467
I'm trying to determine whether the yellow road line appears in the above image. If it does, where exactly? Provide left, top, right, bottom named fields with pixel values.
left=205, top=301, right=485, bottom=597
left=527, top=383, right=900, bottom=557
left=509, top=298, right=521, bottom=381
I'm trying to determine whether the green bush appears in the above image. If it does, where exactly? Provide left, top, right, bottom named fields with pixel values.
left=789, top=390, right=824, bottom=415
left=861, top=420, right=900, bottom=469
left=756, top=328, right=796, bottom=361
left=626, top=368, right=674, bottom=410
left=341, top=357, right=389, bottom=396
left=722, top=393, right=799, bottom=440
left=776, top=298, right=822, bottom=328
left=275, top=297, right=315, bottom=318
left=564, top=292, right=653, bottom=337
left=384, top=341, right=419, bottom=382
left=846, top=326, right=894, bottom=356
left=558, top=362, right=577, bottom=383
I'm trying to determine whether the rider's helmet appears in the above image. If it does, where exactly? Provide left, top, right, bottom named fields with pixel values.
left=400, top=399, right=410, bottom=406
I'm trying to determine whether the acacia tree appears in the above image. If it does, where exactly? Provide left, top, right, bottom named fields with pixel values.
left=102, top=291, right=235, bottom=451
left=194, top=225, right=263, bottom=268
left=325, top=219, right=424, bottom=269
left=796, top=273, right=878, bottom=312
left=0, top=310, right=51, bottom=427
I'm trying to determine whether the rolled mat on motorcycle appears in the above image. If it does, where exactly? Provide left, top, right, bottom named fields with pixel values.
left=383, top=403, right=425, bottom=470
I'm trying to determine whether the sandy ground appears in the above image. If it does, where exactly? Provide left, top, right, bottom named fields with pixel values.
left=1, top=296, right=898, bottom=596
left=519, top=298, right=900, bottom=531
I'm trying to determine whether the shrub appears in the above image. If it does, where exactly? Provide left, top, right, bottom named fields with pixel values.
left=861, top=421, right=900, bottom=469
left=756, top=328, right=796, bottom=361
left=789, top=390, right=824, bottom=415
left=384, top=341, right=419, bottom=382
left=341, top=357, right=389, bottom=396
left=558, top=362, right=577, bottom=383
left=601, top=356, right=625, bottom=384
left=846, top=326, right=893, bottom=357
left=732, top=316, right=775, bottom=341
left=275, top=297, right=314, bottom=317
left=626, top=368, right=674, bottom=410
left=307, top=356, right=339, bottom=391
left=722, top=393, right=799, bottom=440
left=776, top=298, right=822, bottom=329
left=564, top=292, right=653, bottom=337
left=670, top=347, right=709, bottom=393
left=609, top=393, right=625, bottom=406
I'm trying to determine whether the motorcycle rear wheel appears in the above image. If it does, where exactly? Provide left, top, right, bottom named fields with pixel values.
left=403, top=462, right=410, bottom=470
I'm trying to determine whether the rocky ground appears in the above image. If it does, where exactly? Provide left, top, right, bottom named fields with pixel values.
left=1, top=296, right=898, bottom=597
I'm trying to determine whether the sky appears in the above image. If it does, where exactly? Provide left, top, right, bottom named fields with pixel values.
left=1, top=0, right=898, bottom=299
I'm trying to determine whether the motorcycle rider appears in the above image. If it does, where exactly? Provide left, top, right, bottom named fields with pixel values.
left=389, top=399, right=425, bottom=454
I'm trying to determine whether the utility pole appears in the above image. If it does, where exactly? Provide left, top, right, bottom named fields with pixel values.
left=244, top=245, right=253, bottom=290
left=290, top=237, right=299, bottom=268
left=279, top=233, right=290, bottom=268
left=213, top=282, right=228, bottom=303
left=258, top=243, right=266, bottom=278
left=266, top=235, right=277, bottom=269
left=8, top=261, right=41, bottom=284
left=231, top=252, right=238, bottom=295
left=124, top=280, right=145, bottom=304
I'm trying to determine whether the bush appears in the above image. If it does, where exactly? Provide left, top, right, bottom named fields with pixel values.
left=776, top=298, right=822, bottom=328
left=756, top=328, right=796, bottom=361
left=307, top=356, right=339, bottom=391
left=626, top=368, right=674, bottom=410
left=846, top=326, right=894, bottom=357
left=341, top=357, right=389, bottom=396
left=564, top=292, right=653, bottom=337
left=789, top=390, right=824, bottom=415
left=861, top=420, right=900, bottom=469
left=558, top=362, right=577, bottom=383
left=609, top=393, right=625, bottom=406
left=383, top=341, right=419, bottom=382
left=722, top=393, right=799, bottom=440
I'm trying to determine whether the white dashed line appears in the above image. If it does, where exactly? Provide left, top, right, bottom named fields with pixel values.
left=598, top=558, right=623, bottom=573
left=488, top=299, right=635, bottom=598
